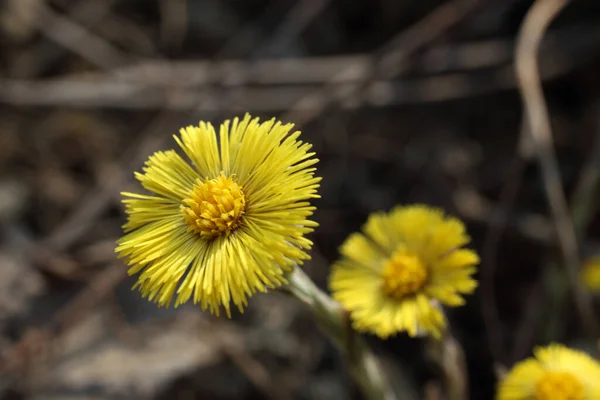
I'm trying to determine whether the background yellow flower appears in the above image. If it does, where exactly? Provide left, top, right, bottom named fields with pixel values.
left=497, top=344, right=600, bottom=400
left=580, top=257, right=600, bottom=293
left=329, top=204, right=479, bottom=339
left=116, top=114, right=321, bottom=316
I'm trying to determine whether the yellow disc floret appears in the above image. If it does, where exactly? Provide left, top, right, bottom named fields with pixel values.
left=534, top=371, right=584, bottom=400
left=181, top=173, right=246, bottom=238
left=381, top=249, right=428, bottom=299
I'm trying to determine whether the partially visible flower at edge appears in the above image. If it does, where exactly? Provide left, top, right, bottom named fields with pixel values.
left=116, top=113, right=321, bottom=317
left=328, top=204, right=479, bottom=339
left=496, top=343, right=600, bottom=400
left=580, top=256, right=600, bottom=293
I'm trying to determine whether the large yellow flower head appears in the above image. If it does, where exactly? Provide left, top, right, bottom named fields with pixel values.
left=580, top=256, right=600, bottom=293
left=328, top=204, right=478, bottom=339
left=116, top=114, right=321, bottom=316
left=497, top=344, right=600, bottom=400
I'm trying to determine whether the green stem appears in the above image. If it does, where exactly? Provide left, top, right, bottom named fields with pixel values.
left=426, top=325, right=469, bottom=400
left=283, top=267, right=397, bottom=400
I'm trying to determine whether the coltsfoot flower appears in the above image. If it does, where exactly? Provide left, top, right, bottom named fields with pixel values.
left=497, top=344, right=600, bottom=400
left=580, top=256, right=600, bottom=294
left=328, top=204, right=478, bottom=338
left=116, top=114, right=321, bottom=316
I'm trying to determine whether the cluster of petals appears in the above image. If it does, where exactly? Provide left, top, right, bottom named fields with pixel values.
left=497, top=344, right=600, bottom=400
left=328, top=205, right=479, bottom=338
left=117, top=114, right=320, bottom=316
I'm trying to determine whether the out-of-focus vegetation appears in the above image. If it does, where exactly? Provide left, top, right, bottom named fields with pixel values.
left=1, top=0, right=600, bottom=399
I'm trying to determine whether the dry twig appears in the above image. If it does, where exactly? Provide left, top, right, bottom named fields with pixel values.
left=282, top=0, right=482, bottom=125
left=5, top=26, right=600, bottom=111
left=479, top=153, right=526, bottom=364
left=570, top=115, right=600, bottom=239
left=159, top=0, right=188, bottom=49
left=34, top=2, right=129, bottom=69
left=514, top=0, right=598, bottom=336
left=10, top=0, right=118, bottom=77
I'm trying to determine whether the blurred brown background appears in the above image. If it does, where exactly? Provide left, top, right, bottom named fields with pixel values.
left=1, top=0, right=600, bottom=399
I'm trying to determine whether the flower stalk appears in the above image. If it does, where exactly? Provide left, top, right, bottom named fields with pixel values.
left=426, top=326, right=469, bottom=400
left=283, top=267, right=397, bottom=400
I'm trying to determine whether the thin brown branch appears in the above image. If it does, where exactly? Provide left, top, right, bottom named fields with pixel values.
left=4, top=26, right=600, bottom=111
left=514, top=0, right=598, bottom=336
left=282, top=0, right=481, bottom=125
left=12, top=22, right=600, bottom=85
left=0, top=69, right=545, bottom=111
left=10, top=0, right=118, bottom=77
left=43, top=112, right=182, bottom=251
left=509, top=279, right=544, bottom=363
left=215, top=324, right=294, bottom=400
left=570, top=115, right=600, bottom=239
left=159, top=0, right=188, bottom=49
left=377, top=0, right=481, bottom=79
left=479, top=151, right=526, bottom=364
left=255, top=0, right=332, bottom=57
left=0, top=262, right=125, bottom=374
left=34, top=2, right=129, bottom=69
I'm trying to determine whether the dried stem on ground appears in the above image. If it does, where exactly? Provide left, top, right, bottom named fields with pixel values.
left=514, top=0, right=598, bottom=337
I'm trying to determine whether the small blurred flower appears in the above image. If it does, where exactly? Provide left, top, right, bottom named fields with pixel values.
left=116, top=114, right=321, bottom=316
left=328, top=204, right=478, bottom=339
left=497, top=344, right=600, bottom=400
left=580, top=257, right=600, bottom=294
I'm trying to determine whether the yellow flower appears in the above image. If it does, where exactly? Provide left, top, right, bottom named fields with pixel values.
left=328, top=205, right=478, bottom=339
left=116, top=114, right=321, bottom=316
left=497, top=344, right=600, bottom=400
left=580, top=257, right=600, bottom=293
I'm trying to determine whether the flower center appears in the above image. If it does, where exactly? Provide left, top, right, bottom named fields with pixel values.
left=535, top=371, right=584, bottom=400
left=381, top=249, right=428, bottom=299
left=181, top=173, right=246, bottom=238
